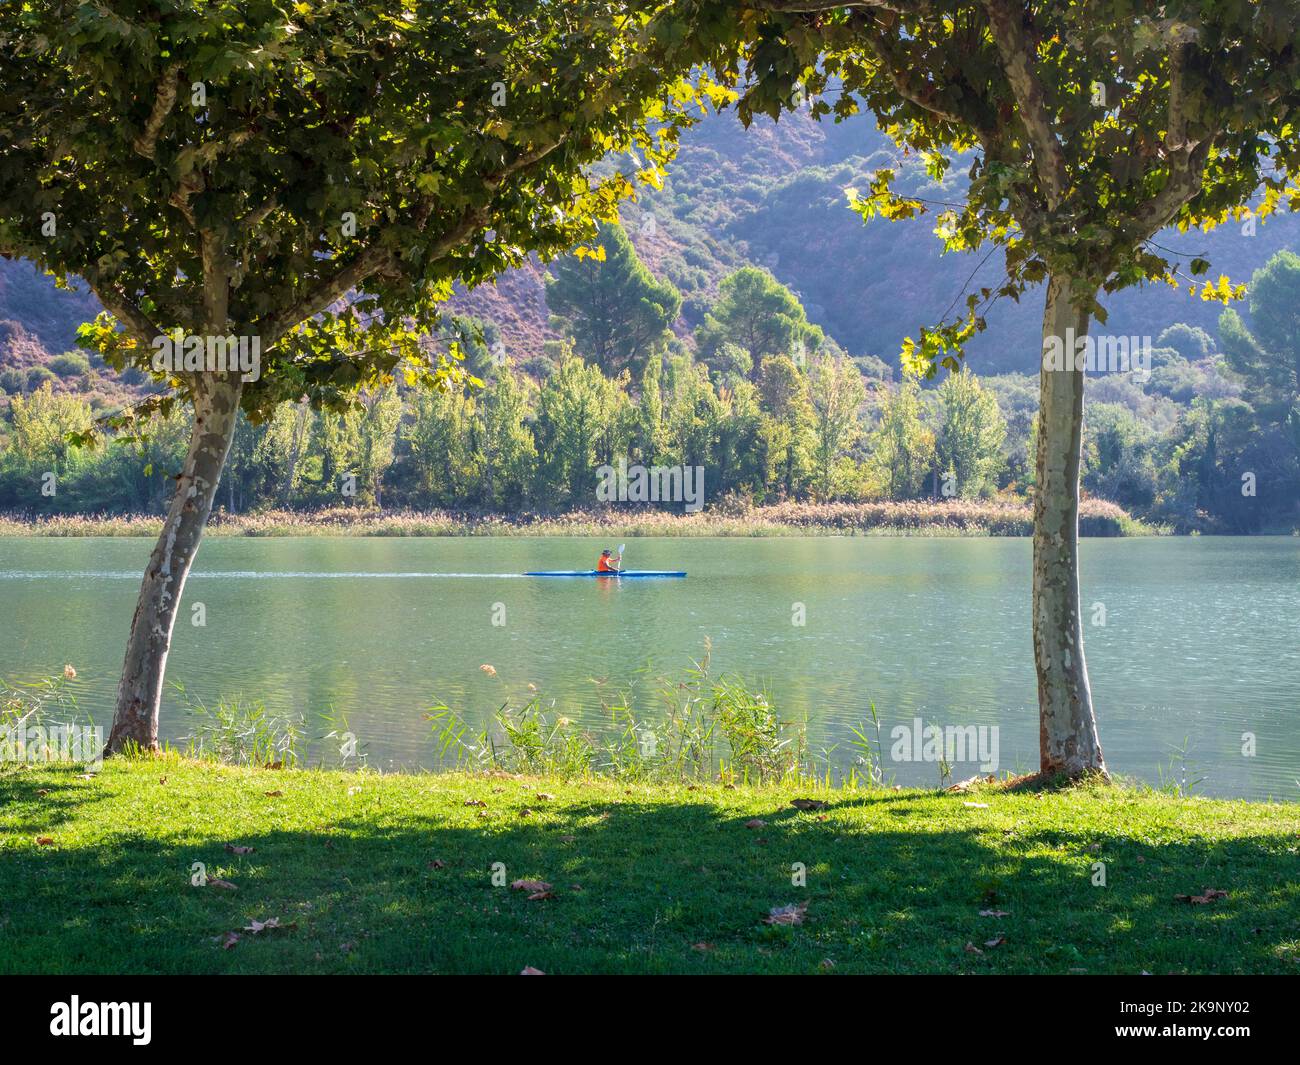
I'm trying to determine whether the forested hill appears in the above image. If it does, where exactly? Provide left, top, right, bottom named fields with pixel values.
left=452, top=103, right=1300, bottom=375
left=3, top=104, right=1299, bottom=376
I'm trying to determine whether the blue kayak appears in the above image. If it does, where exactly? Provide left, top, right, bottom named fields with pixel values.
left=524, top=570, right=687, bottom=578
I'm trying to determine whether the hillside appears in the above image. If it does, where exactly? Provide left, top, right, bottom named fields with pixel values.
left=2, top=105, right=1299, bottom=379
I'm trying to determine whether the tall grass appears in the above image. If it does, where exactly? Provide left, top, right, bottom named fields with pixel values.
left=178, top=687, right=303, bottom=768
left=426, top=647, right=880, bottom=790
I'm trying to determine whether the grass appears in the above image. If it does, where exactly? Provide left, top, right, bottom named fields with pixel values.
left=0, top=497, right=1153, bottom=538
left=1, top=756, right=1296, bottom=975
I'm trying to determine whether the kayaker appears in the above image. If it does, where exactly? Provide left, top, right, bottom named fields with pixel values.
left=597, top=549, right=621, bottom=573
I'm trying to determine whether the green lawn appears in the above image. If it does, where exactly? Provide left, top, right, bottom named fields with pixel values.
left=1, top=757, right=1297, bottom=974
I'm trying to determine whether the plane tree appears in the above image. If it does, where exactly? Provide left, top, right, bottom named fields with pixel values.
left=677, top=0, right=1300, bottom=775
left=0, top=0, right=714, bottom=752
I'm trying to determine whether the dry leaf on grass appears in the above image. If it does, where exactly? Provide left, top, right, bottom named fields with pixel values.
left=220, top=931, right=240, bottom=950
left=224, top=844, right=255, bottom=855
left=964, top=941, right=983, bottom=954
left=520, top=966, right=545, bottom=975
left=264, top=790, right=283, bottom=798
left=511, top=879, right=552, bottom=893
left=35, top=836, right=54, bottom=846
left=984, top=935, right=1007, bottom=949
left=464, top=799, right=487, bottom=808
left=789, top=798, right=828, bottom=811
left=207, top=878, right=238, bottom=891
left=744, top=819, right=767, bottom=829
left=1175, top=888, right=1228, bottom=905
left=244, top=917, right=296, bottom=934
left=764, top=901, right=808, bottom=926
left=979, top=909, right=1010, bottom=918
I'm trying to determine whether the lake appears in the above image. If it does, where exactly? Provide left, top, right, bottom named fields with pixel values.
left=1, top=535, right=1297, bottom=799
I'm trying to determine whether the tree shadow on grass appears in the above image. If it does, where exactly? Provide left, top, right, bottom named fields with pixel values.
left=0, top=770, right=1296, bottom=975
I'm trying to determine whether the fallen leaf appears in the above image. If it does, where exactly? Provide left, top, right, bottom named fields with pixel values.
left=519, top=808, right=533, bottom=818
left=520, top=966, right=545, bottom=975
left=464, top=799, right=487, bottom=808
left=36, top=789, right=49, bottom=797
left=744, top=818, right=767, bottom=829
left=428, top=859, right=447, bottom=870
left=220, top=931, right=240, bottom=950
left=224, top=844, right=255, bottom=855
left=559, top=835, right=576, bottom=843
left=536, top=792, right=555, bottom=801
left=527, top=890, right=556, bottom=901
left=511, top=879, right=552, bottom=893
left=35, top=836, right=54, bottom=846
left=964, top=941, right=984, bottom=954
left=208, top=878, right=238, bottom=891
left=979, top=909, right=1010, bottom=918
left=264, top=761, right=283, bottom=770
left=244, top=917, right=296, bottom=934
left=819, top=958, right=836, bottom=970
left=691, top=942, right=715, bottom=952
left=764, top=901, right=808, bottom=926
left=264, top=790, right=283, bottom=798
left=790, top=799, right=828, bottom=811
left=984, top=935, right=1007, bottom=949
left=158, top=777, right=167, bottom=785
left=1175, top=887, right=1228, bottom=905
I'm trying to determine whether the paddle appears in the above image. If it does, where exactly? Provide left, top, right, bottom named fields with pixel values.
left=616, top=543, right=625, bottom=573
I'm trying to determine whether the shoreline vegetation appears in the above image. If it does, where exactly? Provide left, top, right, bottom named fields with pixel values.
left=0, top=498, right=1163, bottom=538
left=4, top=673, right=1296, bottom=974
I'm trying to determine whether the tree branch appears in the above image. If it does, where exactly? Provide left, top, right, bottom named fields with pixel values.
left=982, top=0, right=1069, bottom=206
left=1132, top=142, right=1211, bottom=240
left=82, top=271, right=163, bottom=348
left=132, top=63, right=183, bottom=161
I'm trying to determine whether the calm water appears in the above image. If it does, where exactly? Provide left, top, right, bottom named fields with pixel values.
left=2, top=535, right=1297, bottom=799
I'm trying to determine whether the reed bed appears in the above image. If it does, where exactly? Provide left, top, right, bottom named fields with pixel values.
left=0, top=497, right=1150, bottom=538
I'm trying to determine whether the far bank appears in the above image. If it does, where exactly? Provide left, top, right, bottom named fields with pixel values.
left=0, top=499, right=1164, bottom=538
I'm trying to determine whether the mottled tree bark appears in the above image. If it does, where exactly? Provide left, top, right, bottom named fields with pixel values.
left=105, top=373, right=243, bottom=753
left=1034, top=273, right=1106, bottom=777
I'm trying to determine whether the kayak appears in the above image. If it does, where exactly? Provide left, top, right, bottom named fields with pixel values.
left=523, top=570, right=687, bottom=578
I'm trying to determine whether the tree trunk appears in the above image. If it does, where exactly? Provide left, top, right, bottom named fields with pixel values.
left=1034, top=273, right=1107, bottom=777
left=106, top=373, right=243, bottom=753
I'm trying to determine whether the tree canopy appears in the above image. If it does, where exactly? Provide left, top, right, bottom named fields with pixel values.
left=0, top=0, right=715, bottom=419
